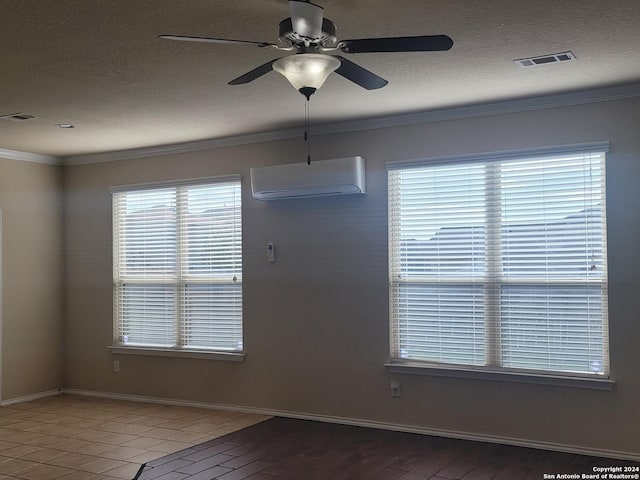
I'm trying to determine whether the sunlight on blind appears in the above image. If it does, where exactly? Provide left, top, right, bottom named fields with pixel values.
left=388, top=151, right=608, bottom=376
left=113, top=178, right=242, bottom=351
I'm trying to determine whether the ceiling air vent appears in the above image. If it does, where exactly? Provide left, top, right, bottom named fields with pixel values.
left=0, top=113, right=39, bottom=122
left=514, top=51, right=576, bottom=68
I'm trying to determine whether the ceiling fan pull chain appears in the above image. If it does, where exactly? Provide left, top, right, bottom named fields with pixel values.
left=305, top=98, right=311, bottom=165
left=304, top=100, right=308, bottom=142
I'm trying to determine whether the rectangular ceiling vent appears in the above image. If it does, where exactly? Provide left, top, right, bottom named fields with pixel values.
left=514, top=51, right=576, bottom=68
left=0, top=113, right=39, bottom=122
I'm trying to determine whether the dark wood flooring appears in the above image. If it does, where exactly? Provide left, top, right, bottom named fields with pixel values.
left=136, top=417, right=639, bottom=480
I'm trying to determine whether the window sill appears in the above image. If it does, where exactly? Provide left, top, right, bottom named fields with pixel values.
left=384, top=362, right=614, bottom=391
left=109, top=345, right=245, bottom=362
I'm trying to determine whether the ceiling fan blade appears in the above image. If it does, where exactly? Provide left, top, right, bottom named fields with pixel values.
left=159, top=35, right=276, bottom=48
left=339, top=35, right=453, bottom=53
left=228, top=59, right=278, bottom=85
left=333, top=56, right=388, bottom=90
left=289, top=0, right=324, bottom=40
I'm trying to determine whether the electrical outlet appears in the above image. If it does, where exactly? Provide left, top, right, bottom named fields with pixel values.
left=390, top=380, right=401, bottom=397
left=113, top=360, right=120, bottom=373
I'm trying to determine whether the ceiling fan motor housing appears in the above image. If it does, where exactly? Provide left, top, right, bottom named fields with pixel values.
left=278, top=17, right=337, bottom=47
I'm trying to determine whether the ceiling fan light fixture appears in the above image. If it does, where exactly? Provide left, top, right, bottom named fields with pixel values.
left=273, top=54, right=340, bottom=97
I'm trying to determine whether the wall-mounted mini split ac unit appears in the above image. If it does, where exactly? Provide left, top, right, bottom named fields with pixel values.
left=250, top=156, right=366, bottom=200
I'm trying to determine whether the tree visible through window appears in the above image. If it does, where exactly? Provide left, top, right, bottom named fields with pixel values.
left=388, top=150, right=608, bottom=377
left=112, top=177, right=242, bottom=352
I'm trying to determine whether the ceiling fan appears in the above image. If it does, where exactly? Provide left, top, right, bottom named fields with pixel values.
left=160, top=0, right=453, bottom=99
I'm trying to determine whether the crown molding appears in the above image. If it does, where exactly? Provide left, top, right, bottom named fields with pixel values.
left=51, top=81, right=640, bottom=166
left=63, top=128, right=303, bottom=166
left=0, top=148, right=61, bottom=165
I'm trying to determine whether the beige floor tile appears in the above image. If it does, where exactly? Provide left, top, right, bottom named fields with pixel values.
left=206, top=411, right=243, bottom=420
left=4, top=421, right=43, bottom=432
left=119, top=406, right=167, bottom=417
left=1, top=431, right=45, bottom=444
left=75, top=443, right=120, bottom=457
left=124, top=450, right=166, bottom=464
left=0, top=440, right=20, bottom=452
left=28, top=413, right=63, bottom=424
left=193, top=429, right=235, bottom=443
left=168, top=430, right=209, bottom=443
left=119, top=437, right=164, bottom=449
left=151, top=419, right=199, bottom=430
left=0, top=429, right=17, bottom=439
left=205, top=424, right=249, bottom=436
left=23, top=424, right=85, bottom=438
left=90, top=432, right=138, bottom=446
left=0, top=407, right=21, bottom=416
left=164, top=414, right=209, bottom=424
left=25, top=405, right=66, bottom=415
left=5, top=400, right=59, bottom=412
left=47, top=453, right=98, bottom=469
left=56, top=409, right=120, bottom=422
left=14, top=463, right=74, bottom=480
left=54, top=471, right=103, bottom=480
left=75, top=398, right=133, bottom=408
left=24, top=435, right=67, bottom=449
left=62, top=419, right=106, bottom=430
left=0, top=445, right=42, bottom=459
left=221, top=416, right=270, bottom=429
left=0, top=394, right=269, bottom=480
left=75, top=457, right=127, bottom=474
left=147, top=440, right=194, bottom=453
left=28, top=414, right=104, bottom=431
left=18, top=448, right=67, bottom=464
left=70, top=430, right=112, bottom=442
left=0, top=457, right=38, bottom=475
left=180, top=421, right=224, bottom=433
left=46, top=438, right=93, bottom=453
left=95, top=446, right=147, bottom=461
left=0, top=410, right=37, bottom=420
left=108, top=414, right=166, bottom=427
left=96, top=422, right=155, bottom=436
left=141, top=427, right=205, bottom=443
left=195, top=412, right=239, bottom=425
left=0, top=417, right=21, bottom=428
left=101, top=462, right=142, bottom=479
left=135, top=427, right=176, bottom=440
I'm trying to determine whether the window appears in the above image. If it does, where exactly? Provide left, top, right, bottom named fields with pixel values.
left=112, top=176, right=242, bottom=353
left=388, top=147, right=609, bottom=378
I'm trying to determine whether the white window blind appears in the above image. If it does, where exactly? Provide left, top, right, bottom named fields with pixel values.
left=388, top=149, right=609, bottom=377
left=113, top=177, right=242, bottom=352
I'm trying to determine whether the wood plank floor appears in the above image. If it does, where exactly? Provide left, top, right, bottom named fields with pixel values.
left=137, top=417, right=639, bottom=480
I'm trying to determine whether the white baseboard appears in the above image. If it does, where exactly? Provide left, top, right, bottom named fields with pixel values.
left=0, top=389, right=61, bottom=406
left=62, top=388, right=639, bottom=462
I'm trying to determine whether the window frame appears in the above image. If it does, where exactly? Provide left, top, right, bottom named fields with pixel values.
left=386, top=142, right=613, bottom=389
left=111, top=176, right=244, bottom=361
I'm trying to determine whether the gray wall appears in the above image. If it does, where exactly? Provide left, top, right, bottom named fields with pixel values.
left=0, top=157, right=64, bottom=400
left=63, top=96, right=640, bottom=456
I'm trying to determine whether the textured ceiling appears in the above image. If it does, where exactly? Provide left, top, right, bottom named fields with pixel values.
left=1, top=0, right=640, bottom=158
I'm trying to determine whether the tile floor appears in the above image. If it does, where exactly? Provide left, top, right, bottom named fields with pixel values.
left=0, top=394, right=270, bottom=480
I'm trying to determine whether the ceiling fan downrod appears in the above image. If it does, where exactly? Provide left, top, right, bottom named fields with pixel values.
left=304, top=95, right=312, bottom=165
